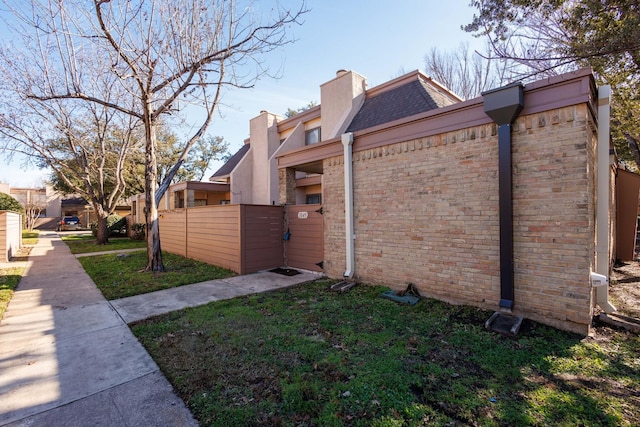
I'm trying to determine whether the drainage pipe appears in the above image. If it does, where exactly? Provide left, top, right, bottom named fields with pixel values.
left=595, top=85, right=616, bottom=313
left=342, top=132, right=355, bottom=279
left=482, top=83, right=524, bottom=311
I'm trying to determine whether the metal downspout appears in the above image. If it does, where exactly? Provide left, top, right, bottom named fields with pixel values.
left=594, top=85, right=616, bottom=313
left=482, top=83, right=524, bottom=311
left=497, top=123, right=516, bottom=309
left=342, top=132, right=355, bottom=279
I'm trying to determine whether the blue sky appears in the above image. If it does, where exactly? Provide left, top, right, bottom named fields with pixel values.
left=0, top=0, right=483, bottom=187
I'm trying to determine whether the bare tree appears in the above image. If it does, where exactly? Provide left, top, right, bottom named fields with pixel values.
left=23, top=201, right=45, bottom=232
left=424, top=43, right=510, bottom=100
left=0, top=52, right=138, bottom=244
left=0, top=0, right=307, bottom=270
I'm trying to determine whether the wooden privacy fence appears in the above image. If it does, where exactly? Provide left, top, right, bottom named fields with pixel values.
left=0, top=211, right=22, bottom=262
left=158, top=204, right=284, bottom=275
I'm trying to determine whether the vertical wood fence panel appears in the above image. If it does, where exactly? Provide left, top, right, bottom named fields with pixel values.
left=186, top=205, right=241, bottom=273
left=158, top=209, right=187, bottom=257
left=241, top=205, right=284, bottom=274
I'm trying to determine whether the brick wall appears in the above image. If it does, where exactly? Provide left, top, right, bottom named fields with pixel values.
left=323, top=104, right=596, bottom=334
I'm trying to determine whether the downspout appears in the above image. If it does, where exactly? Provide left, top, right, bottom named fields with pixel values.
left=593, top=85, right=616, bottom=312
left=342, top=132, right=355, bottom=279
left=482, top=83, right=524, bottom=311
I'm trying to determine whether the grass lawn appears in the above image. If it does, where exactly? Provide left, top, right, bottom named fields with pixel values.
left=78, top=251, right=236, bottom=299
left=0, top=266, right=23, bottom=319
left=61, top=233, right=146, bottom=254
left=22, top=230, right=39, bottom=245
left=132, top=279, right=640, bottom=427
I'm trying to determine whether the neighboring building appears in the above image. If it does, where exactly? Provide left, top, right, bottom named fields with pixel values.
left=128, top=181, right=231, bottom=224
left=2, top=185, right=61, bottom=219
left=0, top=183, right=129, bottom=229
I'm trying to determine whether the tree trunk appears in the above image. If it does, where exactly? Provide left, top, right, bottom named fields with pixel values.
left=147, top=214, right=163, bottom=270
left=95, top=214, right=110, bottom=245
left=145, top=117, right=164, bottom=271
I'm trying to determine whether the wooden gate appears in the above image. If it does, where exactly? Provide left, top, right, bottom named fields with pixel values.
left=285, top=204, right=324, bottom=272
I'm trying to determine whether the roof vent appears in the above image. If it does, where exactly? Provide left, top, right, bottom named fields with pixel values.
left=336, top=69, right=348, bottom=77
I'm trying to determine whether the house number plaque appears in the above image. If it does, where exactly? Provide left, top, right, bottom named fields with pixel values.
left=298, top=211, right=309, bottom=219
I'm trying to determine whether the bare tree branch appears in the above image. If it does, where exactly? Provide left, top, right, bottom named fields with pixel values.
left=0, top=0, right=308, bottom=270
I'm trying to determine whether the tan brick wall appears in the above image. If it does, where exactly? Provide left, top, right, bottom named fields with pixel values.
left=323, top=104, right=596, bottom=334
left=511, top=105, right=595, bottom=332
left=323, top=155, right=346, bottom=277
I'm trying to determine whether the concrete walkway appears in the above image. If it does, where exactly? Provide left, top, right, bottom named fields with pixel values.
left=0, top=231, right=319, bottom=426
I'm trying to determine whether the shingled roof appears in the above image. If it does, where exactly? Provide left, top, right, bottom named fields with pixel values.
left=61, top=196, right=89, bottom=206
left=346, top=77, right=459, bottom=133
left=209, top=143, right=250, bottom=180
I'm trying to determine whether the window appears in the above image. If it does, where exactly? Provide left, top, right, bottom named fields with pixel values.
left=306, top=194, right=322, bottom=204
left=305, top=127, right=321, bottom=145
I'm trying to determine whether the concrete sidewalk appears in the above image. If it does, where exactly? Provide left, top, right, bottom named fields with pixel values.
left=0, top=231, right=318, bottom=426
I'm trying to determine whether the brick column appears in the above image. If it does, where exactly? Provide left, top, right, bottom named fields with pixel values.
left=279, top=168, right=297, bottom=205
left=187, top=189, right=195, bottom=207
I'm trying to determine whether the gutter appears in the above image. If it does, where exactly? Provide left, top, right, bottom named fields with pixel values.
left=342, top=132, right=355, bottom=279
left=593, top=85, right=616, bottom=313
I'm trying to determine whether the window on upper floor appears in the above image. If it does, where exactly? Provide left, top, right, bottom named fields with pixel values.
left=305, top=127, right=321, bottom=145
left=306, top=193, right=322, bottom=204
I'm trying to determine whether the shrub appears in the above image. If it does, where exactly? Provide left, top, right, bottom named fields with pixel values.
left=131, top=223, right=146, bottom=240
left=91, top=214, right=128, bottom=237
left=109, top=215, right=127, bottom=235
left=0, top=193, right=24, bottom=214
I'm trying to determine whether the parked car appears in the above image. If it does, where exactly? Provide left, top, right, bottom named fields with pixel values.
left=58, top=216, right=81, bottom=231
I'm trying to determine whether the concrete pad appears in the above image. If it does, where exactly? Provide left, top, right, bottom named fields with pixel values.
left=0, top=289, right=46, bottom=315
left=4, top=372, right=197, bottom=427
left=110, top=270, right=320, bottom=324
left=0, top=324, right=158, bottom=425
left=227, top=270, right=320, bottom=293
left=0, top=302, right=121, bottom=352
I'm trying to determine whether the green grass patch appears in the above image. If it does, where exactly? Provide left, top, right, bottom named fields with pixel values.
left=78, top=251, right=236, bottom=299
left=0, top=266, right=23, bottom=319
left=132, top=280, right=640, bottom=426
left=61, top=234, right=146, bottom=254
left=22, top=229, right=39, bottom=245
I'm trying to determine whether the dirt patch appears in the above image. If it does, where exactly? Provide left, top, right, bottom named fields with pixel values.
left=610, top=260, right=640, bottom=319
left=10, top=246, right=32, bottom=262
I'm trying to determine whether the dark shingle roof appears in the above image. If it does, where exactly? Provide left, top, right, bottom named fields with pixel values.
left=346, top=79, right=458, bottom=133
left=61, top=197, right=89, bottom=206
left=210, top=144, right=250, bottom=179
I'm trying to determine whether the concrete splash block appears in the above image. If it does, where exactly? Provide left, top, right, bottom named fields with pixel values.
left=485, top=312, right=523, bottom=336
left=330, top=281, right=357, bottom=292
